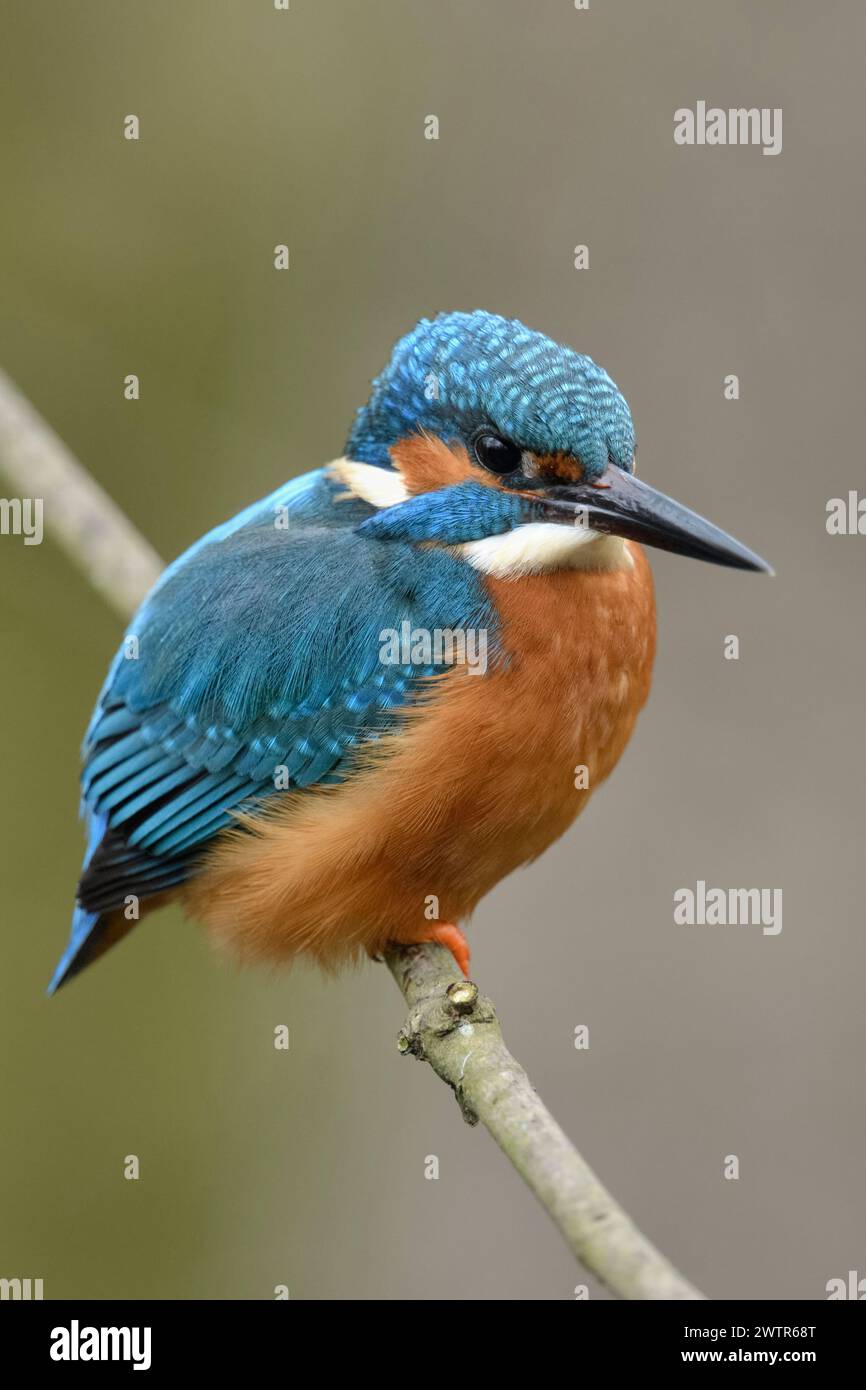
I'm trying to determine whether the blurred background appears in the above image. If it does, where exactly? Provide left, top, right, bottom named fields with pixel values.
left=1, top=0, right=864, bottom=1300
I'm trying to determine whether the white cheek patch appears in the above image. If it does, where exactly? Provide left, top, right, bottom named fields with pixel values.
left=328, top=458, right=409, bottom=508
left=458, top=523, right=633, bottom=578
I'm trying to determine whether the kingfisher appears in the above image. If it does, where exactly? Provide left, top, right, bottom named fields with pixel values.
left=49, top=310, right=770, bottom=992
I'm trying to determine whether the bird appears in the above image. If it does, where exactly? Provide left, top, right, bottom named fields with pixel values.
left=48, top=310, right=771, bottom=993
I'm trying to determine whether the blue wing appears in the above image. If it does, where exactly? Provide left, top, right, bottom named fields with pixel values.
left=49, top=467, right=496, bottom=990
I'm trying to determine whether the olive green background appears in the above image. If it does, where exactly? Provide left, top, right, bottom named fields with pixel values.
left=1, top=1, right=863, bottom=1300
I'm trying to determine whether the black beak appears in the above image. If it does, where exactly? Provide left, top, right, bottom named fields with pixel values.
left=536, top=468, right=773, bottom=573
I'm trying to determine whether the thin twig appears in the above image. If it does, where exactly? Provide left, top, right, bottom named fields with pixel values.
left=0, top=365, right=705, bottom=1300
left=387, top=942, right=703, bottom=1299
left=0, top=368, right=163, bottom=613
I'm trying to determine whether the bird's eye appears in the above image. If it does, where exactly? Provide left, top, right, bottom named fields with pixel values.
left=473, top=432, right=523, bottom=476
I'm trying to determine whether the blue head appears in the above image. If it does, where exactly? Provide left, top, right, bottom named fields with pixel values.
left=347, top=310, right=634, bottom=479
left=344, top=310, right=770, bottom=572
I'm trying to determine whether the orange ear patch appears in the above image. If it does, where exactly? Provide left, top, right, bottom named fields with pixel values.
left=531, top=451, right=586, bottom=484
left=389, top=432, right=499, bottom=494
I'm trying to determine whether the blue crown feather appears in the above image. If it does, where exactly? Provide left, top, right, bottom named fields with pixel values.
left=346, top=310, right=635, bottom=479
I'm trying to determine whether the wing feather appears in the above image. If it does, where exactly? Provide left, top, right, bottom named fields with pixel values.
left=74, top=467, right=497, bottom=917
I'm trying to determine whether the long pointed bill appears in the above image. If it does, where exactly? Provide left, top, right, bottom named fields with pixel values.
left=537, top=468, right=773, bottom=573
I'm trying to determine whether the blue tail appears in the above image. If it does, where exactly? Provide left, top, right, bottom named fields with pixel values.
left=47, top=904, right=104, bottom=995
left=47, top=812, right=108, bottom=995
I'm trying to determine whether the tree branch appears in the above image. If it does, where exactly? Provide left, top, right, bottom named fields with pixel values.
left=387, top=942, right=702, bottom=1299
left=0, top=369, right=163, bottom=615
left=0, top=365, right=704, bottom=1300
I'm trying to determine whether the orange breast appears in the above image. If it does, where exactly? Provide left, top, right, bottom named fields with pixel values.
left=185, top=546, right=656, bottom=968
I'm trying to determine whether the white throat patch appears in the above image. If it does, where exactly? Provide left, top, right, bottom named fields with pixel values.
left=458, top=523, right=633, bottom=577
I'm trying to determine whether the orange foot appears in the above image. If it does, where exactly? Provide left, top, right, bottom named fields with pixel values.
left=418, top=923, right=471, bottom=978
